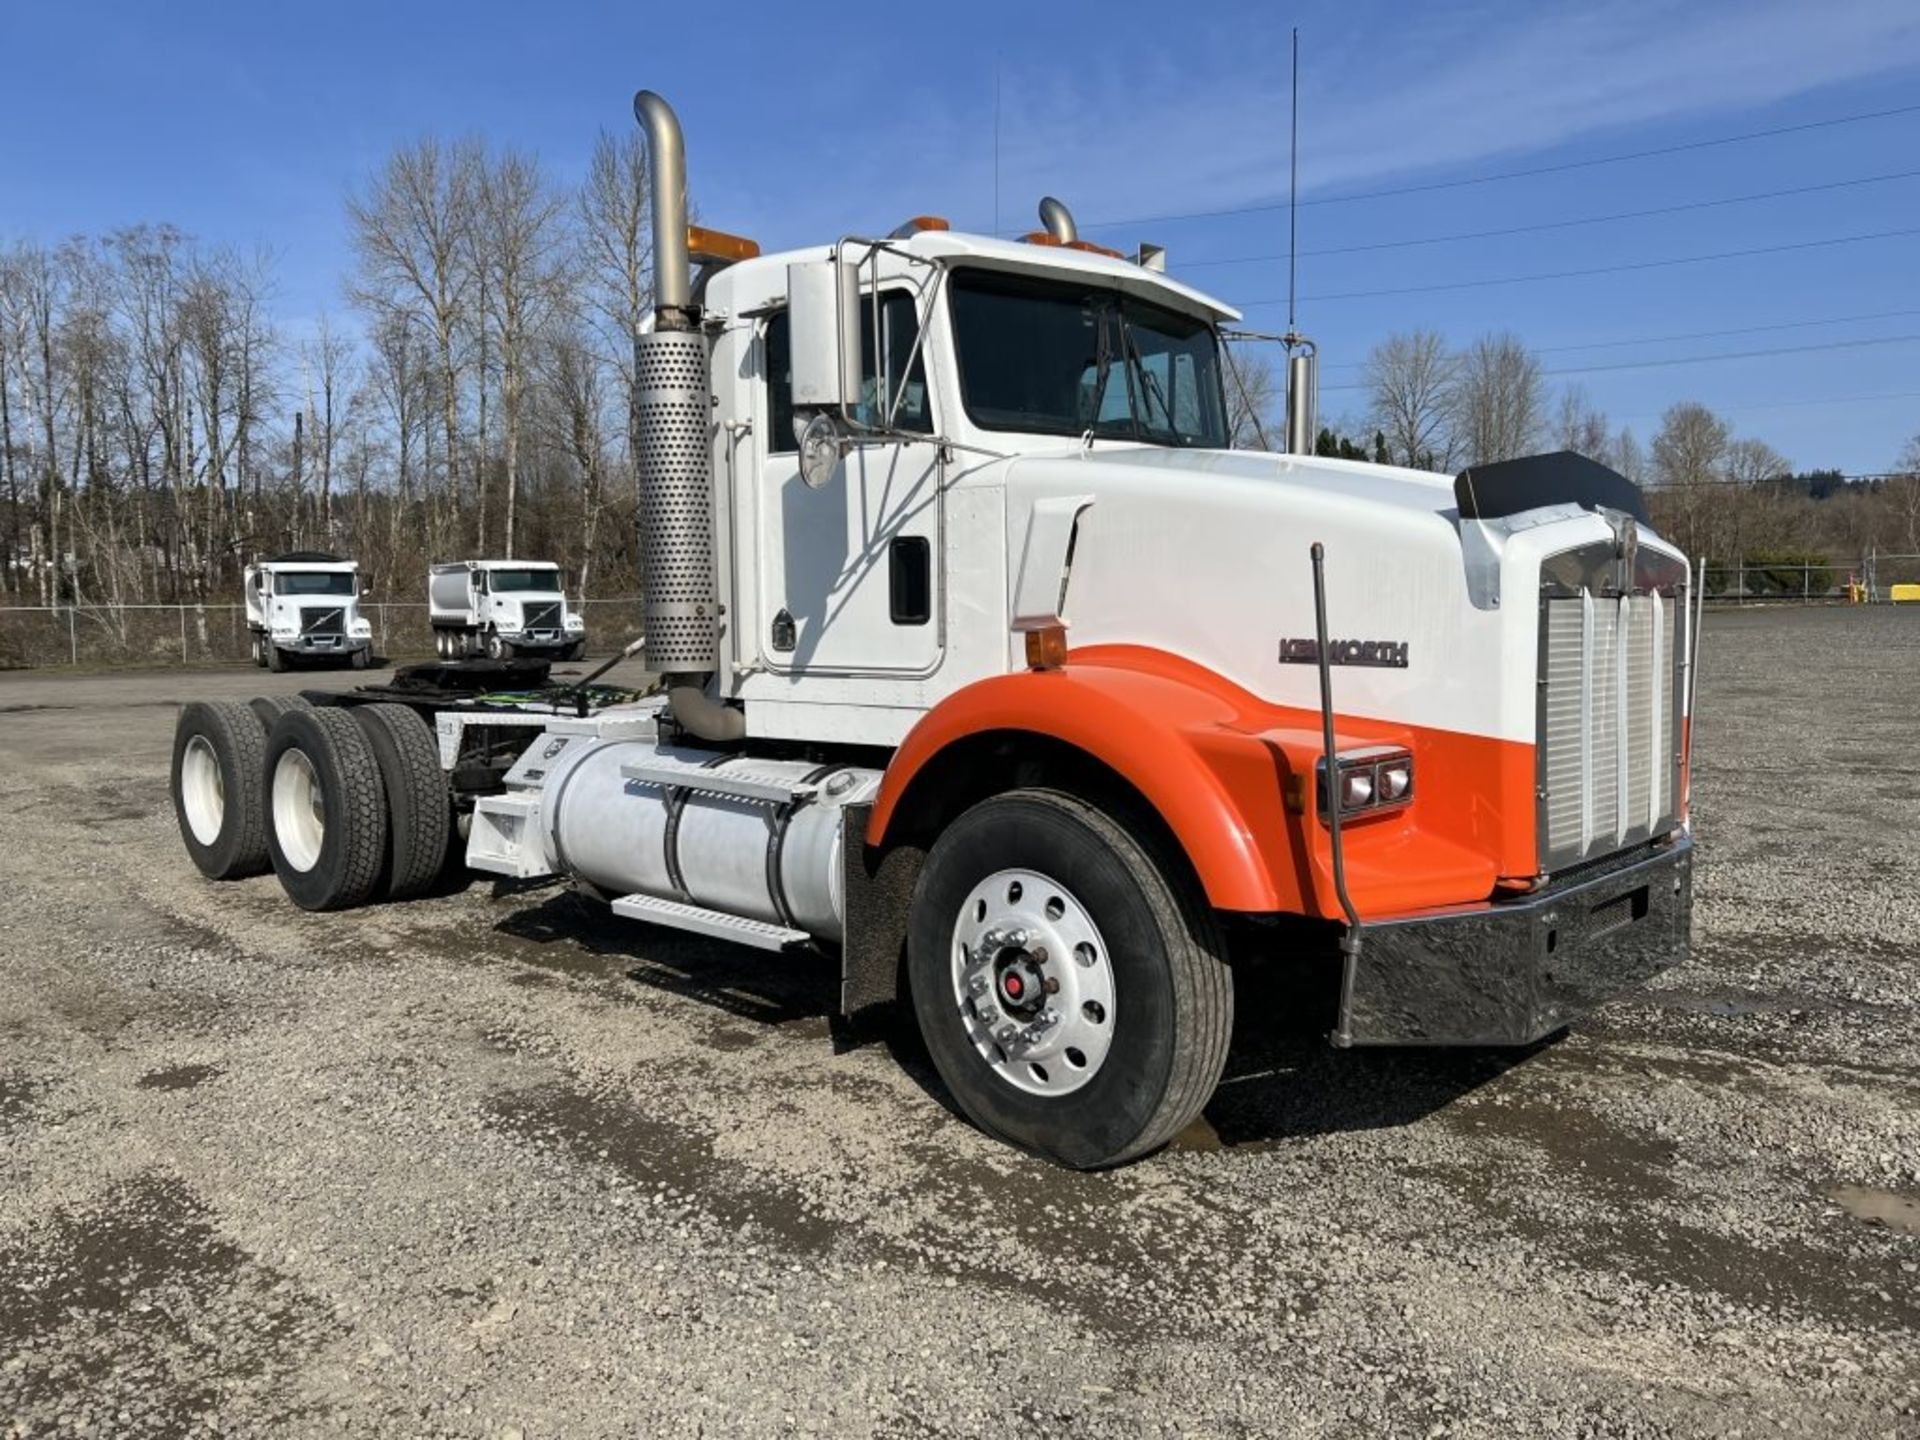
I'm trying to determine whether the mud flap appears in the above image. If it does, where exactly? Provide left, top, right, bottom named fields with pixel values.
left=1336, top=838, right=1692, bottom=1046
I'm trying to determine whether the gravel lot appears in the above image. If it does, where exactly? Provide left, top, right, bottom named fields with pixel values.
left=2, top=610, right=1917, bottom=1438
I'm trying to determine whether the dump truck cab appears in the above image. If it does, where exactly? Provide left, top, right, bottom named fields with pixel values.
left=243, top=552, right=372, bottom=670
left=429, top=560, right=586, bottom=661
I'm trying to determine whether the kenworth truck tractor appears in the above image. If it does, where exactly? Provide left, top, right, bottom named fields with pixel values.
left=429, top=560, right=587, bottom=661
left=243, top=552, right=373, bottom=670
left=170, top=91, right=1696, bottom=1169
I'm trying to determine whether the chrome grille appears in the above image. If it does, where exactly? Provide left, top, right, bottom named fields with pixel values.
left=523, top=601, right=562, bottom=634
left=1539, top=589, right=1680, bottom=869
left=301, top=607, right=345, bottom=636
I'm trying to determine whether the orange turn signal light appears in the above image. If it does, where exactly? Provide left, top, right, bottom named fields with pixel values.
left=1019, top=231, right=1064, bottom=247
left=1067, top=239, right=1126, bottom=259
left=1024, top=625, right=1068, bottom=670
left=687, top=225, right=761, bottom=264
left=900, top=215, right=950, bottom=232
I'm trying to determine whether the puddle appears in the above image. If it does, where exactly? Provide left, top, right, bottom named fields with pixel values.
left=1830, top=1184, right=1920, bottom=1238
left=137, top=1063, right=224, bottom=1091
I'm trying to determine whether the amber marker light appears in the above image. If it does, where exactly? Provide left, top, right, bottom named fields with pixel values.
left=687, top=225, right=761, bottom=263
left=1024, top=625, right=1068, bottom=670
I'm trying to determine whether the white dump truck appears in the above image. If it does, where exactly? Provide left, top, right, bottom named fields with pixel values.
left=172, top=91, right=1698, bottom=1168
left=243, top=552, right=372, bottom=670
left=428, top=560, right=586, bottom=661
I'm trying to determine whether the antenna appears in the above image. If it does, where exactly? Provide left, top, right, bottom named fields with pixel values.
left=993, top=65, right=1002, bottom=236
left=1287, top=26, right=1300, bottom=333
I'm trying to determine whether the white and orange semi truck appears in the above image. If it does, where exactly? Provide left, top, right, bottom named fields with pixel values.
left=171, top=90, right=1696, bottom=1168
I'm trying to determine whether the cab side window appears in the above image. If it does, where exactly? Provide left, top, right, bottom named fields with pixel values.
left=766, top=290, right=933, bottom=454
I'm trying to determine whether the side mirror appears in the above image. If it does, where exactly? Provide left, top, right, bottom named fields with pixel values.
left=787, top=257, right=860, bottom=409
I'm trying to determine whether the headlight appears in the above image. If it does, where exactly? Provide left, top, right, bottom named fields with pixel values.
left=497, top=615, right=522, bottom=632
left=271, top=625, right=296, bottom=638
left=1316, top=747, right=1413, bottom=821
left=350, top=619, right=372, bottom=635
left=564, top=614, right=584, bottom=630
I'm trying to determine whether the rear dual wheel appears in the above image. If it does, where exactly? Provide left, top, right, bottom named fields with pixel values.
left=264, top=708, right=388, bottom=911
left=172, top=701, right=272, bottom=880
left=907, top=790, right=1233, bottom=1170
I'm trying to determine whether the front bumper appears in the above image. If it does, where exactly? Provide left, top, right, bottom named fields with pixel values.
left=278, top=634, right=370, bottom=654
left=1337, top=835, right=1692, bottom=1046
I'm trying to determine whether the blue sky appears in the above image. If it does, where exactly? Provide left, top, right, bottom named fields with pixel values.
left=2, top=0, right=1917, bottom=473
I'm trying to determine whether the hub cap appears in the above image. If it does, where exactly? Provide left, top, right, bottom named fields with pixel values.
left=271, top=748, right=325, bottom=872
left=950, top=868, right=1116, bottom=1097
left=180, top=735, right=225, bottom=846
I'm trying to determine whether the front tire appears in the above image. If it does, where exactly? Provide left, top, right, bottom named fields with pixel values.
left=485, top=632, right=511, bottom=661
left=265, top=644, right=287, bottom=673
left=263, top=707, right=389, bottom=911
left=906, top=790, right=1233, bottom=1169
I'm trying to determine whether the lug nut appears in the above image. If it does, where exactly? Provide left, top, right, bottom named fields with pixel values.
left=1043, top=976, right=1060, bottom=995
left=1030, top=946, right=1048, bottom=964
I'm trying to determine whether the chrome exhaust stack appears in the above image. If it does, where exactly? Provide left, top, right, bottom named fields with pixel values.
left=1038, top=196, right=1078, bottom=244
left=631, top=89, right=742, bottom=741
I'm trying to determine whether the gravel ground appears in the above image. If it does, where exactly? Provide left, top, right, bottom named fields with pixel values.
left=1, top=612, right=1916, bottom=1438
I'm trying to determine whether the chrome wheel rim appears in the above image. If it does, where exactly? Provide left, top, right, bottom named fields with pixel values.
left=180, top=735, right=225, bottom=846
left=271, top=748, right=325, bottom=872
left=949, top=867, right=1116, bottom=1097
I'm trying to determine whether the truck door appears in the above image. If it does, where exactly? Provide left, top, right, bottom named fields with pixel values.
left=757, top=289, right=942, bottom=677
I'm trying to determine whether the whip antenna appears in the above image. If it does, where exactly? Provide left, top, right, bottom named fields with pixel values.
left=1288, top=26, right=1299, bottom=333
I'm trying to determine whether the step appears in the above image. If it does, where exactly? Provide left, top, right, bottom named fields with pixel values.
left=610, top=893, right=811, bottom=952
left=616, top=761, right=819, bottom=806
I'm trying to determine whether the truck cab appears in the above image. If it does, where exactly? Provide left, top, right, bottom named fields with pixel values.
left=243, top=552, right=372, bottom=671
left=176, top=91, right=1695, bottom=1171
left=429, top=560, right=586, bottom=661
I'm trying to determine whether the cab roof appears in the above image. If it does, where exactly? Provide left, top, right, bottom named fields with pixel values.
left=704, top=227, right=1242, bottom=325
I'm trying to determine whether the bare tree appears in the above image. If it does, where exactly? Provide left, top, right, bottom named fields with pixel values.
left=347, top=137, right=479, bottom=552
left=1887, top=432, right=1920, bottom=555
left=1723, top=437, right=1788, bottom=488
left=1608, top=426, right=1646, bottom=486
left=471, top=148, right=566, bottom=558
left=1363, top=329, right=1454, bottom=470
left=1449, top=332, right=1544, bottom=467
left=1554, top=385, right=1610, bottom=460
left=1222, top=344, right=1278, bottom=449
left=302, top=315, right=355, bottom=545
left=578, top=127, right=653, bottom=497
left=1649, top=401, right=1730, bottom=560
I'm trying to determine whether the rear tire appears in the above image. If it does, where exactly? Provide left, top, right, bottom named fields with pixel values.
left=906, top=789, right=1233, bottom=1169
left=350, top=703, right=451, bottom=900
left=248, top=693, right=313, bottom=729
left=263, top=707, right=389, bottom=911
left=171, top=701, right=272, bottom=880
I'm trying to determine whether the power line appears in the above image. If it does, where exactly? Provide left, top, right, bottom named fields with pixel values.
left=1240, top=226, right=1920, bottom=306
left=1178, top=169, right=1920, bottom=268
left=1323, top=332, right=1920, bottom=391
left=1317, top=307, right=1920, bottom=374
left=1544, top=333, right=1920, bottom=377
left=1073, top=101, right=1920, bottom=232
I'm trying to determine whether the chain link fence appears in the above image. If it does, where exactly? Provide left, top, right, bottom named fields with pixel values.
left=0, top=598, right=646, bottom=670
left=1701, top=554, right=1920, bottom=605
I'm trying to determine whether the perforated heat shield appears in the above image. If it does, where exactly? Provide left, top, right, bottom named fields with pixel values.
left=635, top=328, right=717, bottom=671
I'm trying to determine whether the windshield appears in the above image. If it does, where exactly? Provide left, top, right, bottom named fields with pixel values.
left=948, top=268, right=1229, bottom=447
left=489, top=568, right=562, bottom=594
left=275, top=572, right=354, bottom=597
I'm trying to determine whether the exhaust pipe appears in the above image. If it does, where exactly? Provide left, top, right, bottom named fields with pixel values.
left=1038, top=196, right=1078, bottom=244
left=630, top=89, right=743, bottom=742
left=1285, top=341, right=1319, bottom=456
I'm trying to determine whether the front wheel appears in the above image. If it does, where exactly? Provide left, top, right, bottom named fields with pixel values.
left=906, top=789, right=1233, bottom=1169
left=485, top=632, right=512, bottom=661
